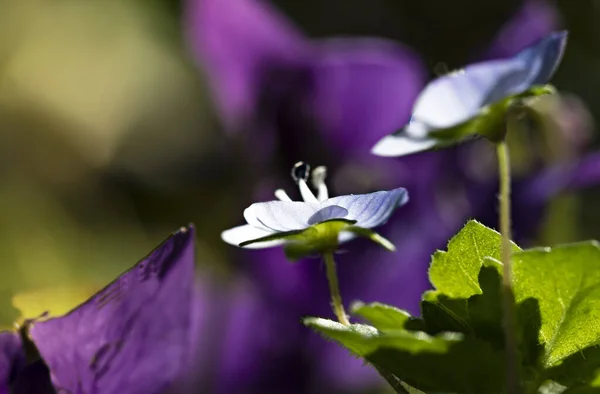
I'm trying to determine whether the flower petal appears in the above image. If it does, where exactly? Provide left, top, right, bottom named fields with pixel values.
left=244, top=201, right=319, bottom=231
left=410, top=58, right=530, bottom=130
left=29, top=227, right=202, bottom=394
left=410, top=31, right=566, bottom=132
left=221, top=225, right=284, bottom=248
left=372, top=31, right=567, bottom=157
left=307, top=205, right=349, bottom=225
left=325, top=188, right=409, bottom=228
left=0, top=331, right=25, bottom=394
left=310, top=38, right=426, bottom=151
left=514, top=30, right=567, bottom=86
left=186, top=0, right=308, bottom=129
left=371, top=130, right=437, bottom=157
left=481, top=0, right=560, bottom=60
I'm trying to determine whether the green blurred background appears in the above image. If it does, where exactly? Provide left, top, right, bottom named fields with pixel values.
left=0, top=0, right=598, bottom=326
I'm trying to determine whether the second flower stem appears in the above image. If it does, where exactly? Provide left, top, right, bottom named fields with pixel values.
left=323, top=252, right=349, bottom=326
left=496, top=140, right=520, bottom=394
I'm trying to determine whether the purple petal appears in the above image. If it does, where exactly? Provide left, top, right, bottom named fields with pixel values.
left=0, top=332, right=25, bottom=394
left=310, top=339, right=380, bottom=391
left=325, top=188, right=408, bottom=228
left=186, top=0, right=309, bottom=129
left=482, top=0, right=561, bottom=60
left=310, top=38, right=426, bottom=152
left=30, top=227, right=201, bottom=394
left=522, top=152, right=600, bottom=203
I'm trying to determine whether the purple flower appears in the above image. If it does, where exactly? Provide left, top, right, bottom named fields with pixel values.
left=481, top=0, right=561, bottom=60
left=186, top=0, right=426, bottom=154
left=25, top=226, right=208, bottom=394
left=0, top=332, right=25, bottom=394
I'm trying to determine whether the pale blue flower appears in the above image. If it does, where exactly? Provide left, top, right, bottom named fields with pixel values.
left=372, top=31, right=568, bottom=157
left=221, top=163, right=408, bottom=259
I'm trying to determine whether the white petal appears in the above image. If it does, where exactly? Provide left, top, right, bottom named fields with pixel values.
left=325, top=188, right=408, bottom=228
left=221, top=225, right=284, bottom=249
left=371, top=131, right=437, bottom=157
left=411, top=58, right=529, bottom=129
left=514, top=31, right=567, bottom=86
left=243, top=201, right=319, bottom=231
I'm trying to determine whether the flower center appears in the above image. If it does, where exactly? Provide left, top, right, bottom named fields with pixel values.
left=275, top=162, right=330, bottom=203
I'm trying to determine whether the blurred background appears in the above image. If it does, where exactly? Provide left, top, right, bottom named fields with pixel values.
left=1, top=0, right=600, bottom=392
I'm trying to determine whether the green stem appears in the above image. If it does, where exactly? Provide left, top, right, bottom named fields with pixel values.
left=324, top=253, right=410, bottom=393
left=323, top=252, right=350, bottom=326
left=496, top=140, right=521, bottom=394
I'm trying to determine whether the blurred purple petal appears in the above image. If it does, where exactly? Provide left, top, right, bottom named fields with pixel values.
left=186, top=0, right=309, bottom=129
left=310, top=39, right=426, bottom=152
left=0, top=332, right=25, bottom=394
left=522, top=152, right=600, bottom=203
left=30, top=227, right=202, bottom=394
left=482, top=0, right=561, bottom=59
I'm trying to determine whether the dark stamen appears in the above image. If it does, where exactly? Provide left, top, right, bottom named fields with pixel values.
left=291, top=162, right=310, bottom=183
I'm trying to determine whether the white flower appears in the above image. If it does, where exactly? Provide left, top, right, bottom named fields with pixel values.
left=221, top=163, right=408, bottom=259
left=372, top=31, right=568, bottom=157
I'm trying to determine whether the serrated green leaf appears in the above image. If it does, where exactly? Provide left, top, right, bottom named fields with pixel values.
left=351, top=302, right=412, bottom=330
left=305, top=316, right=505, bottom=393
left=368, top=335, right=505, bottom=393
left=513, top=242, right=600, bottom=370
left=546, top=347, right=600, bottom=388
left=422, top=262, right=543, bottom=383
left=429, top=220, right=521, bottom=299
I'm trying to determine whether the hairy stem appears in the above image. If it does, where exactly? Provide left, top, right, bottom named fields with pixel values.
left=323, top=252, right=349, bottom=326
left=496, top=139, right=521, bottom=394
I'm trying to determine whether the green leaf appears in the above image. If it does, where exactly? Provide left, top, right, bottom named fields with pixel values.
left=351, top=302, right=412, bottom=330
left=304, top=317, right=459, bottom=357
left=368, top=335, right=505, bottom=393
left=429, top=220, right=521, bottom=299
left=513, top=242, right=600, bottom=370
left=305, top=317, right=505, bottom=393
left=547, top=347, right=600, bottom=388
left=562, top=387, right=600, bottom=394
